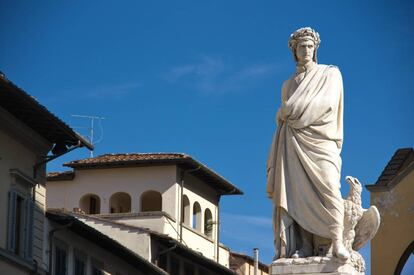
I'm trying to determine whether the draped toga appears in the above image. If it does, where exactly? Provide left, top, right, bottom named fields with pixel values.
left=266, top=64, right=344, bottom=258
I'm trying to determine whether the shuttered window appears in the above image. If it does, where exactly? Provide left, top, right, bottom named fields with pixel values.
left=54, top=246, right=67, bottom=275
left=7, top=191, right=17, bottom=252
left=74, top=249, right=87, bottom=275
left=7, top=190, right=34, bottom=261
left=74, top=257, right=86, bottom=275
left=24, top=199, right=34, bottom=260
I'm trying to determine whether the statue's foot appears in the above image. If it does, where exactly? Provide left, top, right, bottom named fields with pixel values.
left=332, top=241, right=350, bottom=260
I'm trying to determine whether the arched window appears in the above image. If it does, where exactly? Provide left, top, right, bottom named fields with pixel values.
left=192, top=202, right=201, bottom=231
left=396, top=241, right=414, bottom=275
left=79, top=194, right=101, bottom=214
left=182, top=195, right=190, bottom=226
left=140, top=190, right=162, bottom=212
left=109, top=192, right=131, bottom=213
left=204, top=208, right=213, bottom=237
left=401, top=254, right=414, bottom=275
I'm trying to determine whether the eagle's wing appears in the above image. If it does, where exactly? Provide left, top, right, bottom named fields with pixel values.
left=353, top=206, right=381, bottom=251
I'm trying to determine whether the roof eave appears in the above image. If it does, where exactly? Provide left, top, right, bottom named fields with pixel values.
left=64, top=156, right=243, bottom=195
left=150, top=234, right=237, bottom=275
left=0, top=75, right=93, bottom=151
left=46, top=210, right=167, bottom=274
left=367, top=161, right=414, bottom=193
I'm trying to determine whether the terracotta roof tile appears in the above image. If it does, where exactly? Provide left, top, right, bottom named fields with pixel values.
left=0, top=74, right=92, bottom=150
left=55, top=153, right=243, bottom=195
left=47, top=171, right=75, bottom=181
left=375, top=148, right=414, bottom=186
left=65, top=153, right=189, bottom=166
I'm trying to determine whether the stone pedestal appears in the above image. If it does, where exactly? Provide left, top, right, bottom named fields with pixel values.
left=270, top=257, right=364, bottom=275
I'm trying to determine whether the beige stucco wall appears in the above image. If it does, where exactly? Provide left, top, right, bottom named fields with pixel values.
left=46, top=164, right=231, bottom=266
left=0, top=127, right=37, bottom=249
left=47, top=166, right=179, bottom=218
left=106, top=213, right=230, bottom=266
left=237, top=263, right=268, bottom=275
left=111, top=215, right=167, bottom=235
left=0, top=107, right=51, bottom=273
left=231, top=255, right=269, bottom=275
left=182, top=173, right=219, bottom=238
left=370, top=168, right=414, bottom=275
left=75, top=216, right=153, bottom=261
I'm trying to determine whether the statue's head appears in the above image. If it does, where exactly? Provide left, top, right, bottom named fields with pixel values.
left=288, top=27, right=321, bottom=63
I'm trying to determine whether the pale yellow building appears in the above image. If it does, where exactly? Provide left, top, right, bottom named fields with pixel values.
left=367, top=148, right=414, bottom=275
left=230, top=251, right=269, bottom=275
left=0, top=74, right=174, bottom=275
left=0, top=74, right=92, bottom=274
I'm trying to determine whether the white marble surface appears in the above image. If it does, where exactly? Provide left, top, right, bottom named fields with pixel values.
left=267, top=27, right=380, bottom=263
left=270, top=256, right=364, bottom=275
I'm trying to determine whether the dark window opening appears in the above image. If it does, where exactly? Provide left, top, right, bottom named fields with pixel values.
left=14, top=196, right=24, bottom=255
left=74, top=257, right=86, bottom=275
left=55, top=246, right=67, bottom=275
left=192, top=202, right=201, bottom=231
left=90, top=197, right=97, bottom=214
left=170, top=256, right=180, bottom=275
left=79, top=194, right=101, bottom=214
left=109, top=192, right=131, bottom=213
left=141, top=191, right=162, bottom=212
left=184, top=262, right=195, bottom=275
left=158, top=252, right=167, bottom=271
left=92, top=266, right=103, bottom=275
left=204, top=208, right=213, bottom=238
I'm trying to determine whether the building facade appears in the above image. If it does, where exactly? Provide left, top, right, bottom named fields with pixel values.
left=230, top=251, right=269, bottom=275
left=47, top=153, right=243, bottom=273
left=47, top=210, right=167, bottom=275
left=367, top=148, right=414, bottom=275
left=0, top=74, right=92, bottom=274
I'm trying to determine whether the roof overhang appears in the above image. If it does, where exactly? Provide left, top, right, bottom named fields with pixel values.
left=0, top=75, right=93, bottom=151
left=150, top=233, right=237, bottom=275
left=46, top=210, right=167, bottom=274
left=63, top=153, right=243, bottom=195
left=366, top=162, right=414, bottom=192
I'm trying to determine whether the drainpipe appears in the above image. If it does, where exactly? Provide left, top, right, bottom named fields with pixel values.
left=253, top=248, right=259, bottom=275
left=216, top=195, right=221, bottom=263
left=47, top=221, right=74, bottom=275
left=30, top=182, right=38, bottom=274
left=179, top=169, right=184, bottom=243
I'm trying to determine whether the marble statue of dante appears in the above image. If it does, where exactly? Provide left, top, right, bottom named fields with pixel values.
left=266, top=27, right=349, bottom=260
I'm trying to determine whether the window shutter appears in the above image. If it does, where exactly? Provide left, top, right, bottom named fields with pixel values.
left=24, top=199, right=34, bottom=260
left=7, top=191, right=17, bottom=252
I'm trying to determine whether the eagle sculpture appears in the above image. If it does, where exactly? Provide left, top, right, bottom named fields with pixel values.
left=342, top=176, right=381, bottom=272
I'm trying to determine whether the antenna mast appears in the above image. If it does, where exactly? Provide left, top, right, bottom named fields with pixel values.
left=71, top=114, right=106, bottom=157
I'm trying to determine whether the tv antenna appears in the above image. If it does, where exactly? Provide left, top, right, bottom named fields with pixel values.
left=71, top=114, right=106, bottom=157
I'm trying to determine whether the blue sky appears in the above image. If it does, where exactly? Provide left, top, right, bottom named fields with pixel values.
left=1, top=0, right=413, bottom=271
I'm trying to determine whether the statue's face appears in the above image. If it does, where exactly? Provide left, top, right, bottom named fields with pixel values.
left=295, top=39, right=315, bottom=63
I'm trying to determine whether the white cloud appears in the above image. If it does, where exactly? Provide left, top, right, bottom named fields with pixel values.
left=165, top=56, right=280, bottom=94
left=83, top=82, right=141, bottom=99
